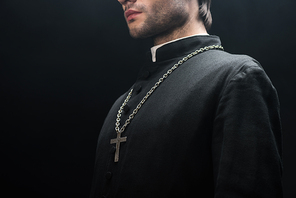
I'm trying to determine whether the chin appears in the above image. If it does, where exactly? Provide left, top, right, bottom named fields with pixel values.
left=128, top=27, right=156, bottom=39
left=129, top=33, right=151, bottom=39
left=129, top=29, right=145, bottom=39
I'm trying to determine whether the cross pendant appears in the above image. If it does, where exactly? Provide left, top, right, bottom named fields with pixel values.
left=110, top=132, right=127, bottom=162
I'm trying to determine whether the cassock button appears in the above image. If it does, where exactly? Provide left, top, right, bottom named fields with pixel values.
left=142, top=71, right=150, bottom=79
left=123, top=105, right=130, bottom=114
left=134, top=84, right=142, bottom=93
left=105, top=172, right=112, bottom=180
left=110, top=146, right=116, bottom=154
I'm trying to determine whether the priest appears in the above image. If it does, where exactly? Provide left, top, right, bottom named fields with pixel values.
left=90, top=0, right=283, bottom=197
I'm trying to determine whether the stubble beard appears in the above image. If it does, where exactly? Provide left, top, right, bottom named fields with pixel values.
left=128, top=1, right=189, bottom=40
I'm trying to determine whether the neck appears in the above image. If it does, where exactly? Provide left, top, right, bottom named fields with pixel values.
left=153, top=15, right=207, bottom=46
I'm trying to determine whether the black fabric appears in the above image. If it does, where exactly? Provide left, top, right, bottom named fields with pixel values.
left=90, top=35, right=283, bottom=198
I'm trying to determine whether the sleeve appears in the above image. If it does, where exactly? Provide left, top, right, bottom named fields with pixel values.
left=212, top=63, right=283, bottom=198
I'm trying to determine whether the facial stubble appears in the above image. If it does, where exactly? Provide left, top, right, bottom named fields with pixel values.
left=127, top=1, right=190, bottom=41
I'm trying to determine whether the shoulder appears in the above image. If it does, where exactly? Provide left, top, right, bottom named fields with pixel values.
left=207, top=51, right=276, bottom=97
left=184, top=49, right=275, bottom=97
left=202, top=50, right=262, bottom=73
left=193, top=49, right=269, bottom=84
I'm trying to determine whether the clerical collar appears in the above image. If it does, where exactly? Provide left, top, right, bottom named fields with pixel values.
left=151, top=34, right=209, bottom=62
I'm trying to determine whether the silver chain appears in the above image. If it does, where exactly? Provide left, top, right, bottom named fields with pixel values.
left=115, top=45, right=224, bottom=134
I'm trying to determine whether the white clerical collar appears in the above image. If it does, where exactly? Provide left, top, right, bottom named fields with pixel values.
left=150, top=34, right=209, bottom=62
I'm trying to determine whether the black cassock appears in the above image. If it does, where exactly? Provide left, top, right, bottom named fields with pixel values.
left=90, top=35, right=283, bottom=198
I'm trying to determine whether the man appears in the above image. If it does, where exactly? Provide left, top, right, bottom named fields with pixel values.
left=90, top=0, right=283, bottom=197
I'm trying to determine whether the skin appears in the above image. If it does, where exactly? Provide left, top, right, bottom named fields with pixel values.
left=117, top=0, right=208, bottom=46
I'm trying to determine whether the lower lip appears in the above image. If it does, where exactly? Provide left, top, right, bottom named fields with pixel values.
left=127, top=13, right=142, bottom=21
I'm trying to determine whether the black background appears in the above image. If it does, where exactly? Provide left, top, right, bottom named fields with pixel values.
left=1, top=0, right=295, bottom=197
